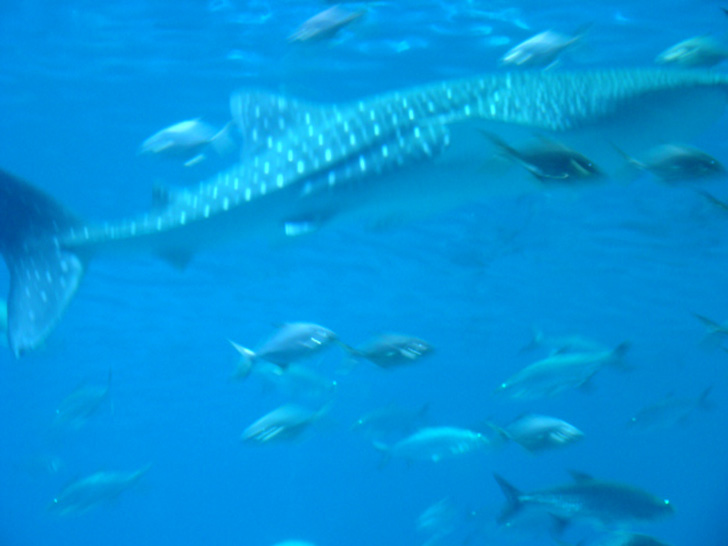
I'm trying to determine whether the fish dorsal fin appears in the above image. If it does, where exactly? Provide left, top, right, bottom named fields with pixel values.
left=568, top=470, right=595, bottom=483
left=230, top=90, right=331, bottom=158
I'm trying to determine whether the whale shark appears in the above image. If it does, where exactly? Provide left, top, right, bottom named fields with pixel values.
left=1, top=68, right=727, bottom=356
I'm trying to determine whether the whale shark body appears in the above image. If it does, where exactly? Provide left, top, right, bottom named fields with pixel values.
left=1, top=68, right=727, bottom=356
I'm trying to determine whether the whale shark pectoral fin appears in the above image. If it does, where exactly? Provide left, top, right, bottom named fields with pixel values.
left=6, top=244, right=84, bottom=357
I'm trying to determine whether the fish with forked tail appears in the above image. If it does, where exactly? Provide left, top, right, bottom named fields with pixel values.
left=49, top=464, right=151, bottom=517
left=495, top=342, right=630, bottom=400
left=483, top=132, right=602, bottom=183
left=342, top=333, right=434, bottom=369
left=493, top=471, right=673, bottom=530
left=229, top=322, right=338, bottom=378
left=3, top=68, right=728, bottom=356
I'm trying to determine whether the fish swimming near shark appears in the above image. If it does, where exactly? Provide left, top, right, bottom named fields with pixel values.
left=2, top=68, right=728, bottom=356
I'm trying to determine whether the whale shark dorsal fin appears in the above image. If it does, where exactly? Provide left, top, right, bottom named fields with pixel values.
left=230, top=90, right=332, bottom=157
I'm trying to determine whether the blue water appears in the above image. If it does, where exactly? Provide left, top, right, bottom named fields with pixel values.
left=1, top=1, right=727, bottom=545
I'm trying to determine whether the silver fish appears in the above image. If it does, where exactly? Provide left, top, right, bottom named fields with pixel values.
left=627, top=387, right=713, bottom=431
left=229, top=322, right=338, bottom=375
left=495, top=342, right=629, bottom=399
left=500, top=27, right=588, bottom=68
left=52, top=370, right=112, bottom=433
left=376, top=426, right=496, bottom=463
left=345, top=333, right=434, bottom=368
left=252, top=362, right=338, bottom=403
left=49, top=464, right=151, bottom=517
left=656, top=36, right=728, bottom=68
left=241, top=403, right=328, bottom=444
left=483, top=132, right=602, bottom=183
left=693, top=312, right=728, bottom=344
left=352, top=403, right=430, bottom=442
left=494, top=472, right=673, bottom=528
left=616, top=143, right=724, bottom=182
left=501, top=413, right=583, bottom=452
left=2, top=68, right=728, bottom=356
left=140, top=119, right=234, bottom=167
left=289, top=6, right=365, bottom=43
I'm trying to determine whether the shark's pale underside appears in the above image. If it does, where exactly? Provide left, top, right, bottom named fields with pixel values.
left=1, top=68, right=727, bottom=356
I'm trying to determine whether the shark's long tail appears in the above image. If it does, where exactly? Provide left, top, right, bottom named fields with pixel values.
left=0, top=170, right=87, bottom=356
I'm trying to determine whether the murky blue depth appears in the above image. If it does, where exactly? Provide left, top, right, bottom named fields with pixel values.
left=1, top=1, right=727, bottom=545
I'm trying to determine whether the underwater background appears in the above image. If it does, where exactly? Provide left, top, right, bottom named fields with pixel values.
left=0, top=1, right=727, bottom=545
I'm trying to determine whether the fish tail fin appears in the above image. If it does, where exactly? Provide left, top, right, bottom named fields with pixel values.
left=610, top=142, right=646, bottom=182
left=209, top=121, right=236, bottom=157
left=519, top=325, right=544, bottom=353
left=0, top=170, right=88, bottom=357
left=692, top=312, right=726, bottom=345
left=479, top=130, right=521, bottom=161
left=608, top=341, right=632, bottom=370
left=493, top=474, right=523, bottom=524
left=228, top=339, right=257, bottom=380
left=572, top=22, right=594, bottom=41
left=372, top=440, right=391, bottom=469
left=335, top=340, right=361, bottom=374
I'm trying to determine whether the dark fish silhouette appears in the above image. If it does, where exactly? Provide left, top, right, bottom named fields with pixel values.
left=616, top=143, right=725, bottom=182
left=483, top=132, right=602, bottom=183
left=494, top=472, right=673, bottom=529
left=344, top=333, right=434, bottom=368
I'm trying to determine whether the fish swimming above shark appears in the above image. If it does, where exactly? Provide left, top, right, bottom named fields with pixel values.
left=2, top=68, right=728, bottom=356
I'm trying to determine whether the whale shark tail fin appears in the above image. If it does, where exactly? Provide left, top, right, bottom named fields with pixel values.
left=0, top=169, right=87, bottom=357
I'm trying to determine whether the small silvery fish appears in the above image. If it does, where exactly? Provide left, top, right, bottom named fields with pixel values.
left=289, top=6, right=364, bottom=43
left=616, top=144, right=725, bottom=182
left=500, top=26, right=590, bottom=68
left=344, top=333, right=434, bottom=368
left=495, top=342, right=629, bottom=400
left=139, top=119, right=234, bottom=167
left=229, top=322, right=338, bottom=377
left=483, top=132, right=602, bottom=183
left=627, top=387, right=713, bottom=432
left=494, top=471, right=673, bottom=529
left=49, top=465, right=151, bottom=517
left=656, top=36, right=728, bottom=68
left=352, top=403, right=430, bottom=442
left=500, top=413, right=584, bottom=452
left=375, top=426, right=497, bottom=464
left=252, top=362, right=338, bottom=403
left=241, top=403, right=328, bottom=444
left=52, top=370, right=112, bottom=433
